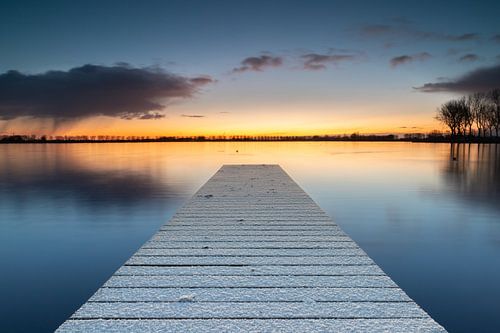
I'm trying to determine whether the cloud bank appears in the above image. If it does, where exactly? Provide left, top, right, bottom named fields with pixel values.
left=0, top=64, right=214, bottom=121
left=232, top=55, right=283, bottom=73
left=415, top=63, right=500, bottom=93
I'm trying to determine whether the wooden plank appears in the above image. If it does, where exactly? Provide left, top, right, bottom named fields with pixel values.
left=143, top=240, right=357, bottom=249
left=72, top=301, right=428, bottom=319
left=161, top=226, right=339, bottom=230
left=115, top=265, right=384, bottom=276
left=57, top=319, right=446, bottom=333
left=103, top=275, right=397, bottom=288
left=125, top=255, right=375, bottom=266
left=135, top=248, right=365, bottom=256
left=89, top=286, right=409, bottom=302
left=150, top=235, right=352, bottom=242
left=154, top=230, right=346, bottom=236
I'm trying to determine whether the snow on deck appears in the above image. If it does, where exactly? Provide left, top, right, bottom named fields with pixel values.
left=56, top=164, right=446, bottom=332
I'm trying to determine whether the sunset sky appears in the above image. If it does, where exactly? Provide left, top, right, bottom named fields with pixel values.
left=1, top=0, right=500, bottom=136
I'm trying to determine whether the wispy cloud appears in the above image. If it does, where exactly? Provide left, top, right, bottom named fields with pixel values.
left=390, top=52, right=431, bottom=67
left=189, top=75, right=215, bottom=85
left=137, top=113, right=165, bottom=120
left=232, top=55, right=283, bottom=73
left=361, top=24, right=394, bottom=37
left=181, top=114, right=205, bottom=118
left=458, top=54, right=479, bottom=62
left=360, top=20, right=479, bottom=42
left=446, top=33, right=479, bottom=41
left=0, top=64, right=214, bottom=121
left=492, top=34, right=500, bottom=43
left=414, top=63, right=500, bottom=93
left=301, top=53, right=358, bottom=70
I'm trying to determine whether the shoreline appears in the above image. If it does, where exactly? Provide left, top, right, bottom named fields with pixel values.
left=1, top=138, right=499, bottom=144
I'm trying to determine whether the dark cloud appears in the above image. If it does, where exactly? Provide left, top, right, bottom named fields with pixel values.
left=458, top=54, right=479, bottom=62
left=414, top=63, right=500, bottom=93
left=0, top=64, right=213, bottom=121
left=181, top=114, right=205, bottom=118
left=491, top=34, right=500, bottom=43
left=232, top=55, right=283, bottom=73
left=448, top=33, right=479, bottom=41
left=360, top=22, right=479, bottom=42
left=390, top=52, right=431, bottom=67
left=301, top=53, right=357, bottom=70
left=390, top=55, right=412, bottom=67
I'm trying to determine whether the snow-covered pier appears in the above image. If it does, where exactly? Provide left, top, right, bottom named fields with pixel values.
left=56, top=165, right=446, bottom=332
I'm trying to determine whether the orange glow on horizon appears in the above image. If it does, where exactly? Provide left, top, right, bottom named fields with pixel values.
left=1, top=104, right=445, bottom=137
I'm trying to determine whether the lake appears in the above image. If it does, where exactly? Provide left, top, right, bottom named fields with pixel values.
left=1, top=142, right=499, bottom=332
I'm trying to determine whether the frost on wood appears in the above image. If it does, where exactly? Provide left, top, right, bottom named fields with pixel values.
left=178, top=294, right=196, bottom=302
left=55, top=165, right=446, bottom=332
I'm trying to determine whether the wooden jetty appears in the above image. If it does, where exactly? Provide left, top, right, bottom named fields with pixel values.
left=56, top=164, right=446, bottom=332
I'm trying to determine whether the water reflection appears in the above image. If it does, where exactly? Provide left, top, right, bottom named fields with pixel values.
left=0, top=144, right=181, bottom=209
left=0, top=144, right=191, bottom=333
left=443, top=144, right=500, bottom=212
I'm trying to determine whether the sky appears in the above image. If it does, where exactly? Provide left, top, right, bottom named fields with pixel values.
left=1, top=0, right=500, bottom=136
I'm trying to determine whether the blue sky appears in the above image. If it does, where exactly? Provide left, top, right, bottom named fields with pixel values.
left=1, top=0, right=499, bottom=135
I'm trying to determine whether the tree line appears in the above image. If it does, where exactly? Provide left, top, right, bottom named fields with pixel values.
left=436, top=89, right=500, bottom=139
left=0, top=133, right=400, bottom=143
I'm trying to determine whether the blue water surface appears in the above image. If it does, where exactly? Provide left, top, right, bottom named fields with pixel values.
left=0, top=142, right=499, bottom=332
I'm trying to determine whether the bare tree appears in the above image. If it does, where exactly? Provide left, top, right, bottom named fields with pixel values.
left=436, top=89, right=500, bottom=141
left=458, top=97, right=473, bottom=137
left=468, top=92, right=496, bottom=137
left=483, top=100, right=496, bottom=137
left=436, top=99, right=467, bottom=138
left=468, top=93, right=482, bottom=137
left=488, top=89, right=500, bottom=137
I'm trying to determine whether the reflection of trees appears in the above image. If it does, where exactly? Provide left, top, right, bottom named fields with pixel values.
left=0, top=147, right=179, bottom=209
left=443, top=143, right=500, bottom=211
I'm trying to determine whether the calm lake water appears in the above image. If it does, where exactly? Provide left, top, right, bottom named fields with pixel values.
left=0, top=142, right=499, bottom=332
